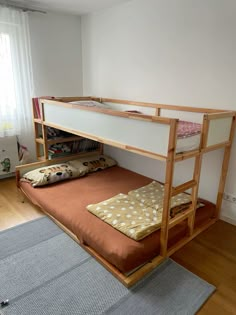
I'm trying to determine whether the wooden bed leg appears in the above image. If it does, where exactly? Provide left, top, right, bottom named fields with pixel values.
left=99, top=143, right=104, bottom=155
left=16, top=170, right=25, bottom=203
left=17, top=188, right=25, bottom=203
left=15, top=170, right=20, bottom=188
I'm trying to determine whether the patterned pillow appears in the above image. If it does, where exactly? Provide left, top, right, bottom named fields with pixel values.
left=128, top=181, right=192, bottom=214
left=73, top=154, right=117, bottom=173
left=87, top=193, right=162, bottom=240
left=21, top=163, right=83, bottom=187
left=67, top=159, right=89, bottom=175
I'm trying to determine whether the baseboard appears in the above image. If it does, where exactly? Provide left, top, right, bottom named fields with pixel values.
left=220, top=215, right=236, bottom=226
left=0, top=172, right=15, bottom=179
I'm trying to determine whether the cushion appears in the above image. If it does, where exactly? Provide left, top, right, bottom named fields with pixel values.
left=128, top=181, right=192, bottom=216
left=74, top=154, right=117, bottom=173
left=21, top=163, right=83, bottom=187
left=87, top=193, right=162, bottom=241
left=69, top=100, right=108, bottom=108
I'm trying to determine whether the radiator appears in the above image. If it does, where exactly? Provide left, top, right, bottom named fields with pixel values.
left=0, top=136, right=19, bottom=178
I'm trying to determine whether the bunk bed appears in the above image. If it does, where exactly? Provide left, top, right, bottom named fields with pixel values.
left=16, top=96, right=236, bottom=287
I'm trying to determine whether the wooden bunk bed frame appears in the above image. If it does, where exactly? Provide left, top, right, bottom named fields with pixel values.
left=16, top=96, right=236, bottom=287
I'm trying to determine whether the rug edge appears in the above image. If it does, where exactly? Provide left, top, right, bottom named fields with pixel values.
left=191, top=285, right=216, bottom=314
left=169, top=258, right=216, bottom=314
left=0, top=216, right=46, bottom=235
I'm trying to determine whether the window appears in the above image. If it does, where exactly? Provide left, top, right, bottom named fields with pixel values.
left=0, top=32, right=17, bottom=134
left=0, top=5, right=33, bottom=144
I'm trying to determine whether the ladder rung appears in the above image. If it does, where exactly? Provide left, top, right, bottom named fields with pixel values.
left=171, top=180, right=197, bottom=196
left=175, top=150, right=200, bottom=162
left=168, top=206, right=194, bottom=230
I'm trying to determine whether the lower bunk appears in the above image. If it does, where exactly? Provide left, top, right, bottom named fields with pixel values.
left=18, top=164, right=216, bottom=286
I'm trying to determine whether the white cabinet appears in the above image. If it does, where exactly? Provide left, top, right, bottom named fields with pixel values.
left=0, top=136, right=19, bottom=177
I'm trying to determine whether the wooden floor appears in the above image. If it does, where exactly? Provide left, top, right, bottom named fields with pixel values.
left=1, top=177, right=236, bottom=314
left=0, top=177, right=43, bottom=230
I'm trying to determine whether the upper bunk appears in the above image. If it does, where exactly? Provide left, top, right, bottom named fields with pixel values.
left=33, top=96, right=236, bottom=162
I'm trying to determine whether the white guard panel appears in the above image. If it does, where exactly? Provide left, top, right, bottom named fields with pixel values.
left=44, top=103, right=170, bottom=157
left=207, top=117, right=232, bottom=147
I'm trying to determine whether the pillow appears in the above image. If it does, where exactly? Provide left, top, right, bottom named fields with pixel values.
left=128, top=181, right=192, bottom=212
left=21, top=163, right=83, bottom=187
left=67, top=159, right=89, bottom=175
left=72, top=154, right=117, bottom=173
left=69, top=100, right=105, bottom=108
left=87, top=193, right=162, bottom=240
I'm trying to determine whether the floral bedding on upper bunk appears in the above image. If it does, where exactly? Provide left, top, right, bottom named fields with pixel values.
left=177, top=120, right=202, bottom=139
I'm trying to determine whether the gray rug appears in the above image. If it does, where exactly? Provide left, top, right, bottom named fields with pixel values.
left=0, top=217, right=215, bottom=315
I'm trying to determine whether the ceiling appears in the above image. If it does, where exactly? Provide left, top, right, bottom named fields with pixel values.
left=1, top=0, right=130, bottom=15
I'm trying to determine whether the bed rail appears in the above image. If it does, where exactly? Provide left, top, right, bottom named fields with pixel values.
left=100, top=97, right=226, bottom=114
left=36, top=98, right=235, bottom=161
left=38, top=98, right=175, bottom=160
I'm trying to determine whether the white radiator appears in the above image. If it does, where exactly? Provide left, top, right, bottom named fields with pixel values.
left=0, top=136, right=19, bottom=178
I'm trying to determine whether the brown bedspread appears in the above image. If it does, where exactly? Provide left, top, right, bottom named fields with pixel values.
left=20, top=166, right=215, bottom=273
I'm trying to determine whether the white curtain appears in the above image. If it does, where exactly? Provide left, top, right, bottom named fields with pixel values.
left=0, top=6, right=34, bottom=144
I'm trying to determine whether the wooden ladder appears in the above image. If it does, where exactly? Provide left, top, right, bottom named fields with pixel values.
left=159, top=120, right=203, bottom=257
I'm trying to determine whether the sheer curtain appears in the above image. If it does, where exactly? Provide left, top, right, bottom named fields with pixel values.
left=0, top=6, right=34, bottom=148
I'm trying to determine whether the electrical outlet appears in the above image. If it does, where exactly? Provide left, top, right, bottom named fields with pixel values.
left=223, top=192, right=236, bottom=204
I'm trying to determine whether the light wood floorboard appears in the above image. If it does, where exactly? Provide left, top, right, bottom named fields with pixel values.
left=172, top=220, right=236, bottom=314
left=0, top=177, right=43, bottom=231
left=1, top=177, right=236, bottom=314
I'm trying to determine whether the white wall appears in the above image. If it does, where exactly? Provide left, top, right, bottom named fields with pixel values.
left=29, top=12, right=83, bottom=96
left=21, top=12, right=83, bottom=160
left=82, top=0, right=236, bottom=223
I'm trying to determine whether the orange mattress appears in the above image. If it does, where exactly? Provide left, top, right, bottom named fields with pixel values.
left=20, top=166, right=215, bottom=273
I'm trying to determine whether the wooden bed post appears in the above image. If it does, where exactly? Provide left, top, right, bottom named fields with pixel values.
left=99, top=143, right=104, bottom=155
left=215, top=115, right=236, bottom=218
left=40, top=102, right=48, bottom=160
left=32, top=98, right=41, bottom=160
left=186, top=116, right=207, bottom=235
left=187, top=153, right=203, bottom=235
left=155, top=108, right=161, bottom=116
left=160, top=119, right=178, bottom=257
